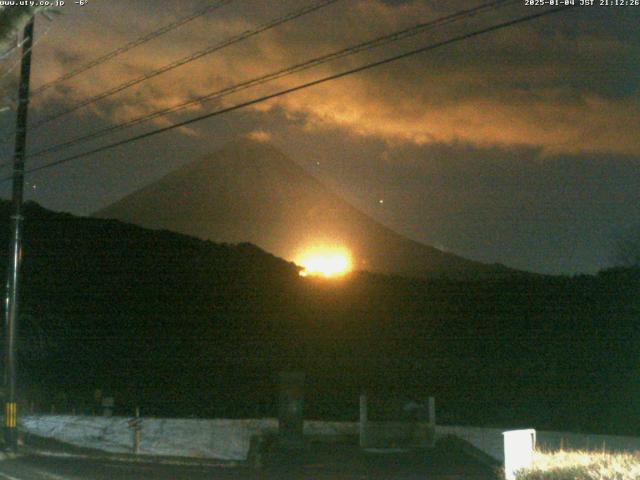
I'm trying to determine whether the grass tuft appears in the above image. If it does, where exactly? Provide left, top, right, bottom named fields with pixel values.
left=515, top=449, right=640, bottom=480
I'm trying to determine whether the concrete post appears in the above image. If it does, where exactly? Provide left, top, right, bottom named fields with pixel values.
left=427, top=396, right=436, bottom=447
left=278, top=371, right=305, bottom=447
left=359, top=393, right=368, bottom=448
left=133, top=407, right=141, bottom=454
left=102, top=397, right=114, bottom=417
left=428, top=396, right=436, bottom=426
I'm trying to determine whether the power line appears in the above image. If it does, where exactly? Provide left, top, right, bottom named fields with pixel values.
left=7, top=5, right=575, bottom=181
left=0, top=0, right=235, bottom=149
left=26, top=0, right=517, bottom=161
left=29, top=0, right=341, bottom=129
left=0, top=14, right=52, bottom=113
left=29, top=0, right=235, bottom=97
left=0, top=11, right=67, bottom=147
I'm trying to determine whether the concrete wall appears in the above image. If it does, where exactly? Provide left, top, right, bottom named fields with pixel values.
left=436, top=425, right=506, bottom=461
left=20, top=415, right=280, bottom=460
left=20, top=415, right=640, bottom=463
left=20, top=415, right=360, bottom=461
left=304, top=420, right=358, bottom=438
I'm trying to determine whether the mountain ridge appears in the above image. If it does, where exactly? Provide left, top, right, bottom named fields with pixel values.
left=95, top=138, right=520, bottom=280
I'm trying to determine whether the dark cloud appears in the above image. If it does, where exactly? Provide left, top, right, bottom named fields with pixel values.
left=22, top=1, right=640, bottom=156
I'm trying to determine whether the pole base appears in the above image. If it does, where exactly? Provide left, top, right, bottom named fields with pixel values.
left=3, top=427, right=18, bottom=452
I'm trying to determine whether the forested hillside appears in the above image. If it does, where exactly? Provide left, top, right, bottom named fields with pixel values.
left=1, top=201, right=638, bottom=435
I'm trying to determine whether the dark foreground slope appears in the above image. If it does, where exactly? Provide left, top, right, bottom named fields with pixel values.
left=96, top=139, right=515, bottom=280
left=1, top=202, right=639, bottom=435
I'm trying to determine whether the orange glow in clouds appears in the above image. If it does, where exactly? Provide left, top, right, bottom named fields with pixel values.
left=296, top=246, right=352, bottom=278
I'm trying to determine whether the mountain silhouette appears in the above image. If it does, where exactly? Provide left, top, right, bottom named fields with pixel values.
left=96, top=139, right=515, bottom=279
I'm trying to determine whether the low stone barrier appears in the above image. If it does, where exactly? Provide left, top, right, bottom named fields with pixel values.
left=19, top=415, right=360, bottom=461
left=20, top=415, right=280, bottom=460
left=20, top=415, right=640, bottom=463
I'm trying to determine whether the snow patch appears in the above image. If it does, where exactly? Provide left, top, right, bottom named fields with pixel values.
left=20, top=415, right=279, bottom=461
left=19, top=416, right=359, bottom=461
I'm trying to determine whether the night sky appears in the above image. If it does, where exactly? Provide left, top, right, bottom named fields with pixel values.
left=0, top=0, right=638, bottom=275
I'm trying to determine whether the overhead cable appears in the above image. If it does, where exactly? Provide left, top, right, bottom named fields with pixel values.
left=29, top=0, right=340, bottom=129
left=30, top=0, right=236, bottom=97
left=27, top=0, right=516, bottom=160
left=9, top=5, right=574, bottom=181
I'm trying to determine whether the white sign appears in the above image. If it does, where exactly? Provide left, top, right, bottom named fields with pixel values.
left=503, top=429, right=536, bottom=480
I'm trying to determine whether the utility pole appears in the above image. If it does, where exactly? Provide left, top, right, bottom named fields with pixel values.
left=4, top=16, right=34, bottom=452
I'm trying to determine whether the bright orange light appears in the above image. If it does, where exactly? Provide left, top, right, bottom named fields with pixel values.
left=296, top=246, right=352, bottom=278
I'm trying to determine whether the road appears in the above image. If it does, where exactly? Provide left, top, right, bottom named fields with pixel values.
left=0, top=445, right=499, bottom=480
